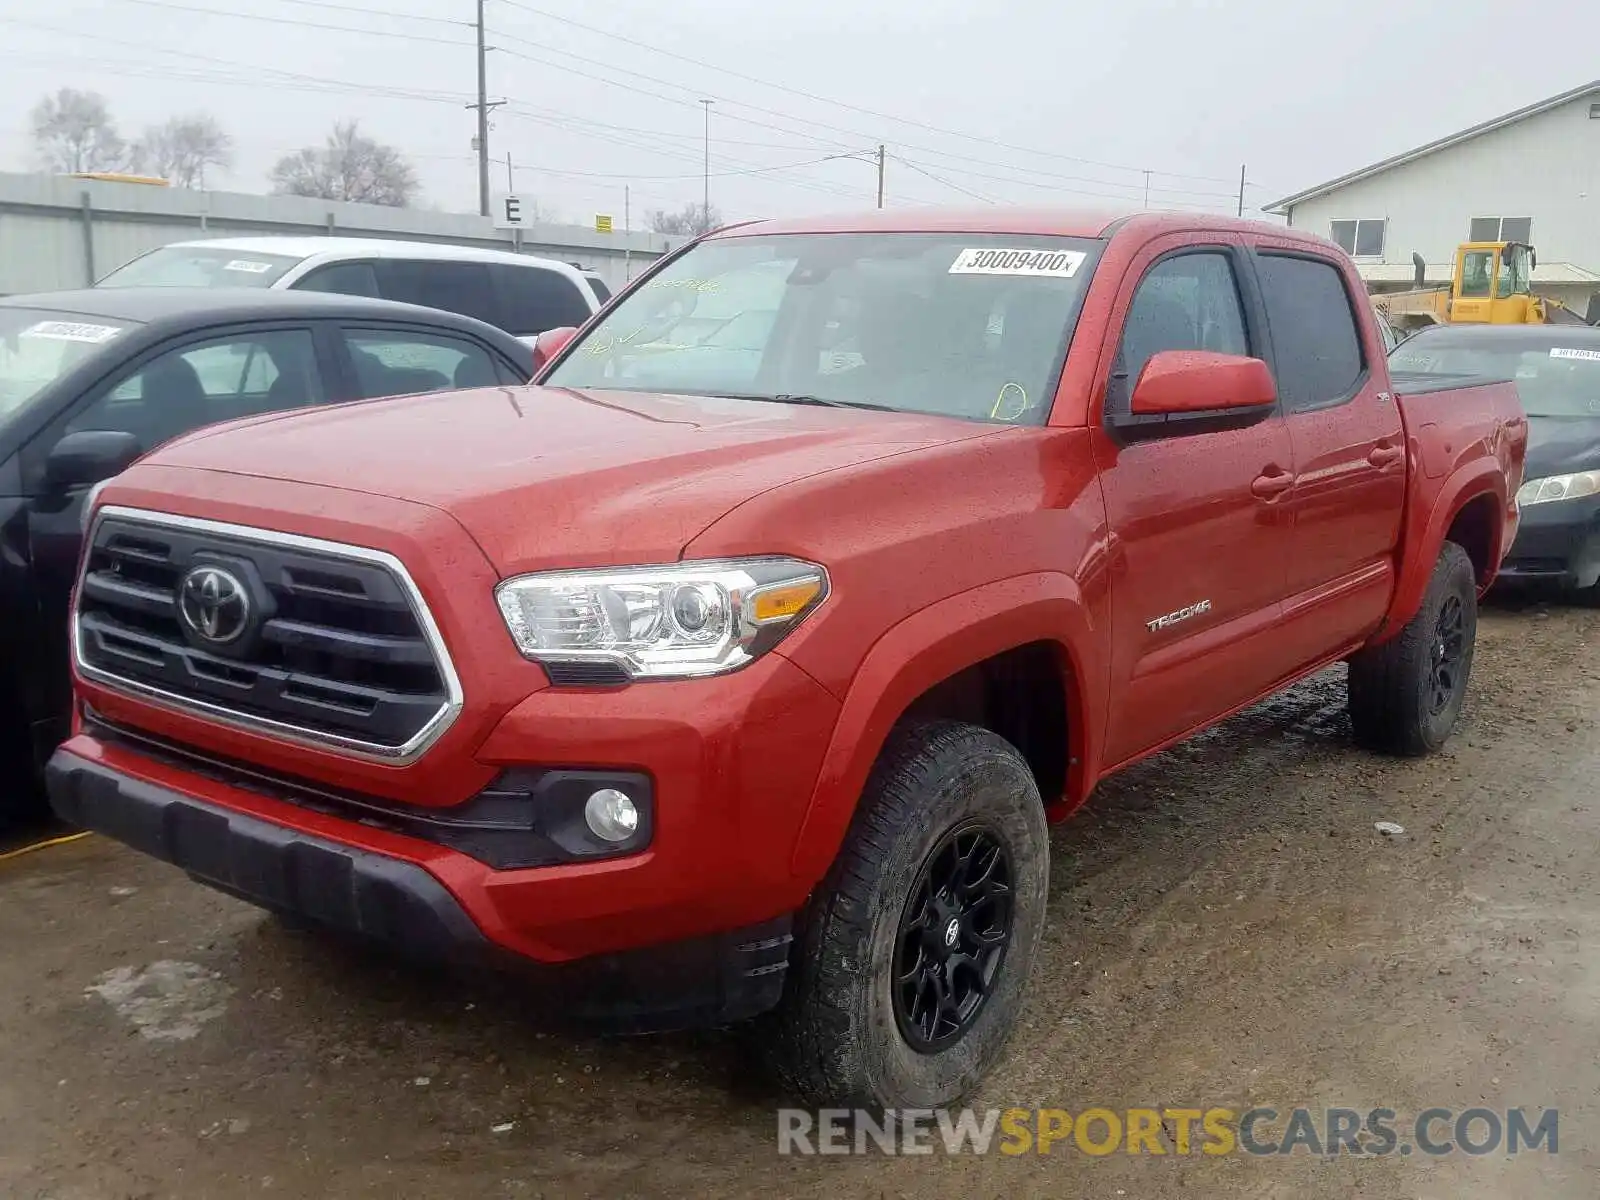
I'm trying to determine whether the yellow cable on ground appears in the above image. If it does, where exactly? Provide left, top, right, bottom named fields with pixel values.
left=0, top=831, right=92, bottom=864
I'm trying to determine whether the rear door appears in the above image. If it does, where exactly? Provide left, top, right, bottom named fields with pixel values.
left=1091, top=234, right=1298, bottom=767
left=1246, top=239, right=1406, bottom=656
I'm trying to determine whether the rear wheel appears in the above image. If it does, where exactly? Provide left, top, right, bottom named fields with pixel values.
left=1348, top=541, right=1477, bottom=756
left=767, top=720, right=1050, bottom=1108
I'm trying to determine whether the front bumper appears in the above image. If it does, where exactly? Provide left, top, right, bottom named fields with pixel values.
left=1496, top=494, right=1600, bottom=589
left=48, top=749, right=796, bottom=1032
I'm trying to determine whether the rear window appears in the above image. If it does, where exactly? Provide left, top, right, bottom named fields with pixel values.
left=98, top=246, right=301, bottom=288
left=493, top=264, right=594, bottom=335
left=375, top=259, right=500, bottom=326
left=1256, top=254, right=1365, bottom=411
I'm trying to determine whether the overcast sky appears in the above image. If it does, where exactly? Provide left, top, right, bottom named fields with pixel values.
left=2, top=0, right=1597, bottom=227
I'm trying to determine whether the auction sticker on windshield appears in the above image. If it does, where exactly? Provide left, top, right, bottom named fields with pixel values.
left=19, top=321, right=123, bottom=344
left=1551, top=347, right=1600, bottom=362
left=949, top=248, right=1086, bottom=278
left=223, top=260, right=275, bottom=274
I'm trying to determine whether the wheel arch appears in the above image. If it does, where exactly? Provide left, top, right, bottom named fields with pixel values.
left=785, top=572, right=1103, bottom=886
left=1372, top=462, right=1507, bottom=645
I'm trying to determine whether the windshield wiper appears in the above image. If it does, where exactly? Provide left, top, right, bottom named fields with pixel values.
left=712, top=391, right=897, bottom=412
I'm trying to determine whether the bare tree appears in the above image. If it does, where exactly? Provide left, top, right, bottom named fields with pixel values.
left=268, top=120, right=419, bottom=207
left=648, top=202, right=722, bottom=237
left=131, top=115, right=233, bottom=188
left=30, top=88, right=126, bottom=174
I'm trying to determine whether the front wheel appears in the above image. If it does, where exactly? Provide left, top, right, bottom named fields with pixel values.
left=1348, top=540, right=1478, bottom=756
left=766, top=720, right=1050, bottom=1108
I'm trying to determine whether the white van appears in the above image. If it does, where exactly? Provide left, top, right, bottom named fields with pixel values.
left=96, top=236, right=603, bottom=340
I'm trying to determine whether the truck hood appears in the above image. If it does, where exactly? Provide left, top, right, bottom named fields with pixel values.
left=155, top=384, right=996, bottom=574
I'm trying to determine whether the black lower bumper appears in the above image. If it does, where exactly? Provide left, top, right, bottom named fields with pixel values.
left=46, top=750, right=794, bottom=1032
left=1499, top=499, right=1600, bottom=588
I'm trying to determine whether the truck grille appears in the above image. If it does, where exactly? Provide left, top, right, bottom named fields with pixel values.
left=74, top=508, right=461, bottom=762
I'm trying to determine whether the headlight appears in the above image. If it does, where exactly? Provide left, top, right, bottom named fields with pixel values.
left=1516, top=471, right=1600, bottom=507
left=494, top=557, right=829, bottom=680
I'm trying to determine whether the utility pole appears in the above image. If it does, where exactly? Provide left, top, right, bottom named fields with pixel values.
left=1142, top=169, right=1151, bottom=209
left=700, top=99, right=713, bottom=229
left=624, top=184, right=632, bottom=279
left=876, top=144, right=885, bottom=208
left=506, top=153, right=514, bottom=193
left=1237, top=164, right=1246, bottom=217
left=475, top=0, right=490, bottom=216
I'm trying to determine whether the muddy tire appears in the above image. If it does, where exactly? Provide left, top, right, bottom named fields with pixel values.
left=766, top=719, right=1050, bottom=1108
left=1348, top=541, right=1477, bottom=756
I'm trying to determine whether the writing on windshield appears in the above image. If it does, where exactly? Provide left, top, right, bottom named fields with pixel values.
left=544, top=231, right=1101, bottom=425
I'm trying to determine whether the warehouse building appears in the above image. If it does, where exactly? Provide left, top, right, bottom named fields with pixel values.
left=1266, top=80, right=1600, bottom=316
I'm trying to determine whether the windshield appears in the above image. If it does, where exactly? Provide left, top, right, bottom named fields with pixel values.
left=97, top=245, right=302, bottom=288
left=1390, top=335, right=1600, bottom=418
left=543, top=232, right=1102, bottom=424
left=0, top=308, right=135, bottom=426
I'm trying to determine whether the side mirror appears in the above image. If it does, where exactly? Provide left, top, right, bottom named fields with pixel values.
left=1114, top=351, right=1277, bottom=442
left=44, top=429, right=143, bottom=492
left=531, top=326, right=579, bottom=375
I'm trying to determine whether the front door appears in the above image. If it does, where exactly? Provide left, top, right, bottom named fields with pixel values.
left=1092, top=237, right=1298, bottom=767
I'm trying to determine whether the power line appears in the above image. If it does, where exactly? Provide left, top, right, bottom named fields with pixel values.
left=492, top=0, right=1241, bottom=186
left=484, top=28, right=1241, bottom=204
left=890, top=154, right=1237, bottom=212
left=84, top=0, right=1249, bottom=207
left=889, top=156, right=998, bottom=204
left=110, top=0, right=472, bottom=45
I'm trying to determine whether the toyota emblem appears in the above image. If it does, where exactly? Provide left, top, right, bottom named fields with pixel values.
left=177, top=565, right=251, bottom=645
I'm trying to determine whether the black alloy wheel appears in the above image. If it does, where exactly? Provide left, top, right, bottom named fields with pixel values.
left=893, top=822, right=1015, bottom=1051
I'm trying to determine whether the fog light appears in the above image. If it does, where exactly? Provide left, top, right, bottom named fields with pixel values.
left=584, top=788, right=640, bottom=842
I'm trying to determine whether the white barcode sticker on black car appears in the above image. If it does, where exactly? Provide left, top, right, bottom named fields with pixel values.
left=949, top=248, right=1086, bottom=278
left=20, top=321, right=122, bottom=344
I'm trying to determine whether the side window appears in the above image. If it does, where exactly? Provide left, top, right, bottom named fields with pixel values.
left=492, top=265, right=594, bottom=336
left=1255, top=254, right=1366, bottom=412
left=1114, top=251, right=1249, bottom=412
left=63, top=329, right=323, bottom=454
left=343, top=328, right=505, bottom=397
left=294, top=261, right=380, bottom=298
left=586, top=276, right=612, bottom=304
left=375, top=260, right=499, bottom=326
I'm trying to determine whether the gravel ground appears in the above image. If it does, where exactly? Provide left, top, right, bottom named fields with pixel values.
left=2, top=599, right=1596, bottom=1199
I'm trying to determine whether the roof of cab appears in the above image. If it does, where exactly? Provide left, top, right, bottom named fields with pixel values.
left=709, top=206, right=1319, bottom=243
left=153, top=234, right=586, bottom=273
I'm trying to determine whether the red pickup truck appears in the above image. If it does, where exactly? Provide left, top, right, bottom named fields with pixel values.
left=49, top=210, right=1525, bottom=1109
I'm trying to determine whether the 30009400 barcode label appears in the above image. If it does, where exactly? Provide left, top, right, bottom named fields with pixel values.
left=949, top=248, right=1086, bottom=278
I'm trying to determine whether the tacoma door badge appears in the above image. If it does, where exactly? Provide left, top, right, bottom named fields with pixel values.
left=1146, top=599, right=1212, bottom=633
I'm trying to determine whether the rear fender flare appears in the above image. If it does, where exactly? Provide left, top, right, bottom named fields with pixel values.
left=785, top=572, right=1102, bottom=886
left=1374, top=460, right=1507, bottom=643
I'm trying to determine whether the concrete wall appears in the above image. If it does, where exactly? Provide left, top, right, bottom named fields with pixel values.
left=1282, top=92, right=1600, bottom=274
left=0, top=171, right=673, bottom=296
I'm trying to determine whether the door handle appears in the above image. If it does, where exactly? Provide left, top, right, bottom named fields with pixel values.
left=1368, top=443, right=1403, bottom=467
left=1251, top=468, right=1294, bottom=499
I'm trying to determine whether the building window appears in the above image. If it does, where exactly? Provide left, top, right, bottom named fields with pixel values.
left=1469, top=216, right=1533, bottom=243
left=1329, top=218, right=1386, bottom=258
